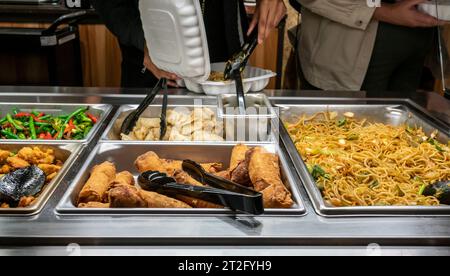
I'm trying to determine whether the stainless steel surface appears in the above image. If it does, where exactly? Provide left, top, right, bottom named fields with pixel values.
left=217, top=94, right=276, bottom=118
left=1, top=245, right=449, bottom=256
left=0, top=142, right=81, bottom=216
left=0, top=103, right=112, bottom=144
left=274, top=99, right=450, bottom=217
left=57, top=142, right=306, bottom=216
left=217, top=94, right=277, bottom=142
left=102, top=96, right=218, bottom=141
left=0, top=90, right=447, bottom=253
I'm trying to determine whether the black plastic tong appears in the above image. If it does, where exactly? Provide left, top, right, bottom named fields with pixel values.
left=120, top=78, right=168, bottom=139
left=223, top=29, right=259, bottom=115
left=138, top=160, right=264, bottom=215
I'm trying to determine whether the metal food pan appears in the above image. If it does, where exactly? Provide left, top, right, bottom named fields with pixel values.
left=0, top=103, right=113, bottom=144
left=102, top=96, right=276, bottom=143
left=0, top=142, right=82, bottom=216
left=56, top=142, right=306, bottom=216
left=216, top=94, right=278, bottom=142
left=102, top=96, right=219, bottom=141
left=273, top=99, right=450, bottom=217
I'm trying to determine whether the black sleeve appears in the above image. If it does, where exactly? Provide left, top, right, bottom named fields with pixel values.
left=91, top=0, right=145, bottom=52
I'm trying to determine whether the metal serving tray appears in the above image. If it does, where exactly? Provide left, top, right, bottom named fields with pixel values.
left=56, top=142, right=306, bottom=216
left=217, top=94, right=278, bottom=142
left=0, top=142, right=82, bottom=216
left=273, top=99, right=450, bottom=217
left=102, top=95, right=275, bottom=143
left=0, top=103, right=112, bottom=144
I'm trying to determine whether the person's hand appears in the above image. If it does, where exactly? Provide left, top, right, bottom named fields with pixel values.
left=373, top=0, right=446, bottom=27
left=143, top=44, right=180, bottom=87
left=248, top=0, right=287, bottom=44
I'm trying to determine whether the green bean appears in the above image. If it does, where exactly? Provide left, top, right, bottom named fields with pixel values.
left=39, top=115, right=52, bottom=120
left=0, top=130, right=19, bottom=139
left=29, top=116, right=37, bottom=139
left=0, top=117, right=7, bottom=124
left=57, top=107, right=87, bottom=139
left=35, top=122, right=51, bottom=127
left=6, top=114, right=23, bottom=131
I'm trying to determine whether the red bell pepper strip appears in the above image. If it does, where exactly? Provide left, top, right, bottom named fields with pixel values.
left=64, top=119, right=75, bottom=134
left=87, top=113, right=98, bottom=124
left=14, top=112, right=32, bottom=118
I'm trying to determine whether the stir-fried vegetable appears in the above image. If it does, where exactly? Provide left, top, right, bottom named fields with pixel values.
left=0, top=107, right=98, bottom=140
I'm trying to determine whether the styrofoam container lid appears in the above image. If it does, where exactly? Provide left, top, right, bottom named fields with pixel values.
left=419, top=1, right=450, bottom=20
left=139, top=0, right=210, bottom=82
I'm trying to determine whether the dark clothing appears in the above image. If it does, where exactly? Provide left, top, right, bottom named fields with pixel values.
left=92, top=0, right=247, bottom=88
left=361, top=23, right=434, bottom=93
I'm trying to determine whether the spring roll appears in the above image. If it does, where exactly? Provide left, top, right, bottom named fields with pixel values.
left=230, top=148, right=254, bottom=186
left=140, top=190, right=192, bottom=208
left=108, top=184, right=147, bottom=208
left=249, top=148, right=294, bottom=209
left=229, top=144, right=249, bottom=171
left=78, top=202, right=110, bottom=208
left=103, top=171, right=135, bottom=202
left=135, top=151, right=167, bottom=174
left=78, top=161, right=116, bottom=204
left=175, top=195, right=222, bottom=209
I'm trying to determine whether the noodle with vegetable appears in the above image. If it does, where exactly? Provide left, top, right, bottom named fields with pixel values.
left=286, top=111, right=450, bottom=207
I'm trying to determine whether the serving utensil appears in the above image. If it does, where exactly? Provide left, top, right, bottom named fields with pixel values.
left=120, top=78, right=168, bottom=136
left=138, top=160, right=264, bottom=215
left=223, top=29, right=259, bottom=115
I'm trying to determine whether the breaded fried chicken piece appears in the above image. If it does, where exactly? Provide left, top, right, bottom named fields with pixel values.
left=7, top=156, right=30, bottom=169
left=0, top=150, right=10, bottom=163
left=17, top=147, right=55, bottom=165
left=37, top=164, right=61, bottom=176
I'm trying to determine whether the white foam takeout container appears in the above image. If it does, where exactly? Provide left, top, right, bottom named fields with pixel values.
left=419, top=1, right=450, bottom=21
left=139, top=0, right=210, bottom=82
left=139, top=1, right=275, bottom=95
left=183, top=62, right=276, bottom=95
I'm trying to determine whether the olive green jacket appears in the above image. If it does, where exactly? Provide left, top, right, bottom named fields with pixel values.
left=297, top=0, right=378, bottom=90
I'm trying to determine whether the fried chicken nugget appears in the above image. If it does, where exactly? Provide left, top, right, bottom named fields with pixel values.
left=17, top=147, right=55, bottom=165
left=249, top=148, right=294, bottom=209
left=7, top=156, right=30, bottom=169
left=37, top=164, right=61, bottom=176
left=0, top=150, right=10, bottom=163
left=0, top=164, right=11, bottom=174
left=78, top=161, right=116, bottom=204
left=18, top=196, right=35, bottom=207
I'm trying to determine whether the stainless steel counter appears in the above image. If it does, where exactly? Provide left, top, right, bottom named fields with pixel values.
left=0, top=86, right=448, bottom=255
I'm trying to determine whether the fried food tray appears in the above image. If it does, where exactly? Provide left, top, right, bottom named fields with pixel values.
left=0, top=142, right=82, bottom=216
left=55, top=142, right=306, bottom=216
left=0, top=103, right=112, bottom=144
left=272, top=98, right=450, bottom=217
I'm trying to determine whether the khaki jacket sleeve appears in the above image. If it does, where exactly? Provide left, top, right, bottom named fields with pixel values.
left=297, top=0, right=376, bottom=30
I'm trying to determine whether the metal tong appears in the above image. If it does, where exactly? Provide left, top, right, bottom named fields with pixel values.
left=223, top=29, right=259, bottom=115
left=120, top=78, right=169, bottom=139
left=138, top=160, right=264, bottom=215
